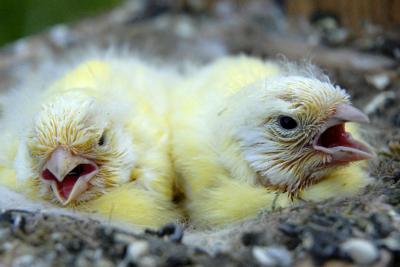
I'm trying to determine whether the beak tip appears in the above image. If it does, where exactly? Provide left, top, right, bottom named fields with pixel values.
left=359, top=112, right=370, bottom=124
left=359, top=116, right=370, bottom=124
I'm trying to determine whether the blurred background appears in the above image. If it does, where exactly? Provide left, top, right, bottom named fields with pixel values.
left=0, top=0, right=399, bottom=84
left=1, top=0, right=400, bottom=47
left=0, top=0, right=123, bottom=46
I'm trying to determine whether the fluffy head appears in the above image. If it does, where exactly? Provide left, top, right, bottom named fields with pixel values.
left=16, top=92, right=136, bottom=206
left=218, top=75, right=372, bottom=197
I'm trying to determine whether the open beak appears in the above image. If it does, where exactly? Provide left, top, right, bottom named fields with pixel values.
left=313, top=103, right=374, bottom=164
left=41, top=147, right=98, bottom=205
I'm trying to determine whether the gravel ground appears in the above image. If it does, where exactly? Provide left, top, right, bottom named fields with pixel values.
left=1, top=1, right=400, bottom=266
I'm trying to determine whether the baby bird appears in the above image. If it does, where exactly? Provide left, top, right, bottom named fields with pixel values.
left=171, top=56, right=374, bottom=227
left=0, top=55, right=180, bottom=227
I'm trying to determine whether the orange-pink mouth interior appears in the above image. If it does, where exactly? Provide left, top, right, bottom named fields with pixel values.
left=314, top=123, right=372, bottom=162
left=317, top=124, right=355, bottom=149
left=42, top=164, right=96, bottom=200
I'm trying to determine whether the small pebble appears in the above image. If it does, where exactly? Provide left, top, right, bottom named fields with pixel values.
left=51, top=232, right=63, bottom=241
left=366, top=73, right=391, bottom=90
left=364, top=91, right=396, bottom=115
left=113, top=232, right=137, bottom=244
left=55, top=243, right=65, bottom=252
left=94, top=248, right=104, bottom=260
left=0, top=228, right=10, bottom=239
left=340, top=238, right=379, bottom=264
left=139, top=256, right=158, bottom=267
left=380, top=232, right=400, bottom=251
left=75, top=255, right=92, bottom=267
left=175, top=18, right=195, bottom=38
left=43, top=251, right=57, bottom=263
left=49, top=25, right=73, bottom=46
left=252, top=246, right=292, bottom=267
left=126, top=241, right=149, bottom=261
left=2, top=241, right=15, bottom=251
left=12, top=214, right=25, bottom=233
left=13, top=255, right=35, bottom=267
left=95, top=259, right=114, bottom=267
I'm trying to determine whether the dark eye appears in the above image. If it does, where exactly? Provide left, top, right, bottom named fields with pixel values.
left=98, top=133, right=106, bottom=146
left=278, top=116, right=298, bottom=130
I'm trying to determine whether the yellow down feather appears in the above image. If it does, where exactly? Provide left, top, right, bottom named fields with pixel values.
left=171, top=55, right=373, bottom=227
left=0, top=56, right=181, bottom=228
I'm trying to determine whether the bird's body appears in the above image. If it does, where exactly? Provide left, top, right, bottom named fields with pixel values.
left=0, top=55, right=180, bottom=227
left=0, top=53, right=373, bottom=228
left=171, top=56, right=373, bottom=227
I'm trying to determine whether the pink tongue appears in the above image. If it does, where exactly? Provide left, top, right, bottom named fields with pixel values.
left=58, top=175, right=79, bottom=200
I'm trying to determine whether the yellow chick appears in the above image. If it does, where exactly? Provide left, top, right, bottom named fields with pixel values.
left=171, top=55, right=374, bottom=227
left=0, top=56, right=180, bottom=228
